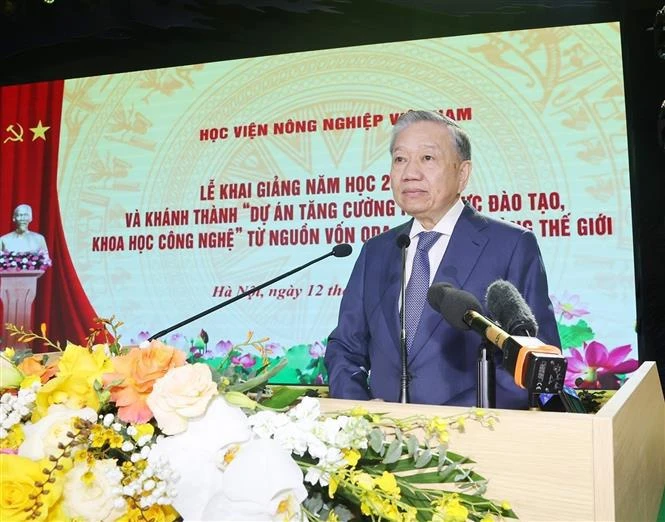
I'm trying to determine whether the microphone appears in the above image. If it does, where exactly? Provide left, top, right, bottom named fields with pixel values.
left=427, top=283, right=495, bottom=407
left=427, top=283, right=566, bottom=393
left=486, top=280, right=538, bottom=336
left=149, top=243, right=353, bottom=341
left=396, top=233, right=411, bottom=403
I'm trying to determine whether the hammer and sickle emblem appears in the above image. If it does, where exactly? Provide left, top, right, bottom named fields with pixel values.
left=3, top=123, right=24, bottom=143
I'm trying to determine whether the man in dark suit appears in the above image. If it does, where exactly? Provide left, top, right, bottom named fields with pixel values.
left=324, top=110, right=560, bottom=408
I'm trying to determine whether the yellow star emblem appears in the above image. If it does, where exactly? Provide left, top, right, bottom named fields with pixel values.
left=30, top=120, right=50, bottom=141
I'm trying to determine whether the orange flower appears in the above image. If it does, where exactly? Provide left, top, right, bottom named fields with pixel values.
left=103, top=341, right=186, bottom=423
left=17, top=356, right=58, bottom=384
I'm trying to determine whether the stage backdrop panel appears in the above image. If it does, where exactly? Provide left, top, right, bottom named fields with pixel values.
left=1, top=22, right=636, bottom=387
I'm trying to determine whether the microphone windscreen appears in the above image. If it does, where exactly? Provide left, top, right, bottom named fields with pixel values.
left=427, top=283, right=482, bottom=330
left=396, top=234, right=411, bottom=249
left=332, top=243, right=353, bottom=258
left=486, top=280, right=538, bottom=336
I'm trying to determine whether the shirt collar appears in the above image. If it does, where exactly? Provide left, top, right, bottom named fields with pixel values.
left=409, top=198, right=465, bottom=239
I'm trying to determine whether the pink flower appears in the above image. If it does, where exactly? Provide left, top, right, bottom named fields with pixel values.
left=262, top=342, right=285, bottom=358
left=231, top=353, right=256, bottom=370
left=551, top=292, right=589, bottom=321
left=130, top=331, right=151, bottom=345
left=204, top=340, right=233, bottom=359
left=308, top=341, right=325, bottom=359
left=565, top=341, right=639, bottom=389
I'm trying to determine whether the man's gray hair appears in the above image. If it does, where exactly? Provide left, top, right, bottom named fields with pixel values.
left=389, top=110, right=471, bottom=162
left=13, top=204, right=33, bottom=218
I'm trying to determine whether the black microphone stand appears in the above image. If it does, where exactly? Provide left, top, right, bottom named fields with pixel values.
left=149, top=246, right=348, bottom=341
left=476, top=341, right=496, bottom=408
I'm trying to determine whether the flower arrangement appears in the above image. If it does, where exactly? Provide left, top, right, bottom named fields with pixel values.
left=0, top=320, right=516, bottom=521
left=0, top=250, right=52, bottom=271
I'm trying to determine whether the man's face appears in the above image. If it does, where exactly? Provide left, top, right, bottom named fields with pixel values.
left=390, top=121, right=471, bottom=229
left=13, top=208, right=32, bottom=232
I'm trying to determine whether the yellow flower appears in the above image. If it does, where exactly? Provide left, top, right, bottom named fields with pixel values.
left=326, top=511, right=340, bottom=522
left=353, top=471, right=375, bottom=491
left=350, top=406, right=369, bottom=417
left=402, top=505, right=418, bottom=522
left=57, top=343, right=112, bottom=384
left=0, top=424, right=24, bottom=451
left=131, top=423, right=154, bottom=442
left=20, top=374, right=41, bottom=389
left=108, top=432, right=124, bottom=449
left=375, top=471, right=400, bottom=497
left=328, top=475, right=339, bottom=498
left=117, top=504, right=179, bottom=522
left=501, top=500, right=512, bottom=511
left=444, top=500, right=469, bottom=522
left=90, top=424, right=111, bottom=448
left=342, top=448, right=361, bottom=467
left=0, top=454, right=63, bottom=521
left=33, top=374, right=101, bottom=420
left=3, top=348, right=15, bottom=360
left=480, top=514, right=496, bottom=522
left=377, top=499, right=399, bottom=520
left=427, top=417, right=449, bottom=444
left=456, top=416, right=466, bottom=430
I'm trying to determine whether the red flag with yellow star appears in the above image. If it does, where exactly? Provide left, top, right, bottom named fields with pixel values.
left=1, top=80, right=103, bottom=350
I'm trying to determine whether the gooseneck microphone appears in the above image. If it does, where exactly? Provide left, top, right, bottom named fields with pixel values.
left=427, top=283, right=566, bottom=394
left=149, top=243, right=353, bottom=341
left=396, top=233, right=411, bottom=403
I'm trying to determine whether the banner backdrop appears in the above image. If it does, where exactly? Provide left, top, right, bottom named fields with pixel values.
left=1, top=22, right=637, bottom=386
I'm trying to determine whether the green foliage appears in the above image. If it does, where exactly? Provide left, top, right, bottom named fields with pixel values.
left=558, top=319, right=594, bottom=350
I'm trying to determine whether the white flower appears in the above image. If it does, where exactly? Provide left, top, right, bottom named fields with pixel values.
left=201, top=438, right=307, bottom=521
left=61, top=459, right=125, bottom=522
left=303, top=446, right=344, bottom=486
left=18, top=404, right=97, bottom=460
left=272, top=422, right=310, bottom=456
left=146, top=363, right=218, bottom=435
left=149, top=397, right=251, bottom=521
left=287, top=397, right=321, bottom=424
left=247, top=410, right=291, bottom=439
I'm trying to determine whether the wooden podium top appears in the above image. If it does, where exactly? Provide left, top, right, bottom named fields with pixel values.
left=320, top=362, right=665, bottom=522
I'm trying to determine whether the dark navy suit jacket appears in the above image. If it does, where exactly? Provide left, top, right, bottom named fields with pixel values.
left=324, top=203, right=560, bottom=409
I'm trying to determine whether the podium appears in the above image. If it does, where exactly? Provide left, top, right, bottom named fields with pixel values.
left=319, top=362, right=665, bottom=522
left=0, top=270, right=44, bottom=350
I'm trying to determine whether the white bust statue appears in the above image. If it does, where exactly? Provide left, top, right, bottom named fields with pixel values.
left=0, top=204, right=49, bottom=255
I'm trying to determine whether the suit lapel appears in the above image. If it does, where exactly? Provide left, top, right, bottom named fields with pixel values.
left=380, top=221, right=412, bottom=354
left=408, top=204, right=489, bottom=361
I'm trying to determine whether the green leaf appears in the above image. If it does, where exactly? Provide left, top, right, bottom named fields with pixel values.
left=382, top=439, right=402, bottom=464
left=558, top=319, right=594, bottom=350
left=369, top=428, right=385, bottom=455
left=414, top=449, right=433, bottom=468
left=260, top=386, right=308, bottom=409
left=406, top=435, right=418, bottom=457
left=400, top=467, right=486, bottom=484
left=228, top=358, right=288, bottom=393
left=398, top=484, right=440, bottom=522
left=437, top=444, right=448, bottom=469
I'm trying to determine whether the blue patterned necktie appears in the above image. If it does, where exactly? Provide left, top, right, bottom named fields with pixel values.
left=405, top=231, right=441, bottom=352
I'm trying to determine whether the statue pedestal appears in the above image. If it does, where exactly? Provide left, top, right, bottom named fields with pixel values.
left=0, top=270, right=44, bottom=351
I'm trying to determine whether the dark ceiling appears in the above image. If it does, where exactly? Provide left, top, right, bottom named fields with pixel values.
left=0, top=0, right=630, bottom=86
